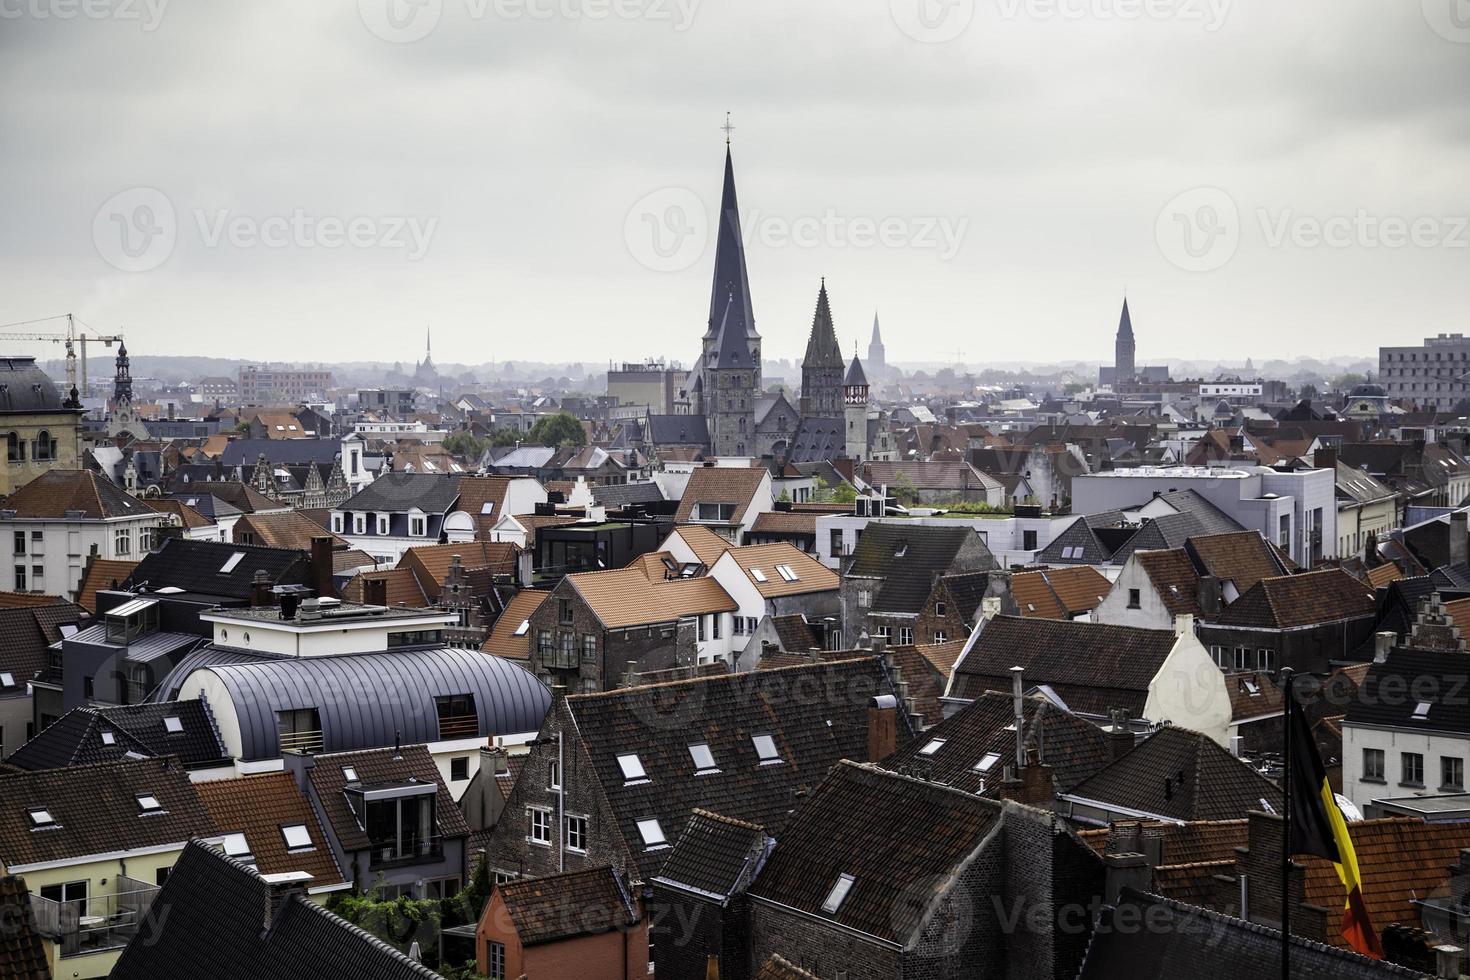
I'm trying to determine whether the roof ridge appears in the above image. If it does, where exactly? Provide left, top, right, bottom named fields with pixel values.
left=568, top=654, right=876, bottom=701
left=688, top=808, right=765, bottom=832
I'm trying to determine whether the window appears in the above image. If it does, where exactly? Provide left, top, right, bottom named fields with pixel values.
left=751, top=567, right=768, bottom=583
left=27, top=807, right=56, bottom=828
left=935, top=601, right=946, bottom=617
left=875, top=625, right=892, bottom=643
left=711, top=615, right=721, bottom=640
left=617, top=753, right=647, bottom=782
left=435, top=693, right=478, bottom=739
left=934, top=631, right=947, bottom=644
left=582, top=634, right=597, bottom=661
left=5, top=432, right=22, bottom=462
left=548, top=760, right=561, bottom=789
left=39, top=881, right=87, bottom=916
left=487, top=940, right=506, bottom=980
left=13, top=565, right=25, bottom=591
left=377, top=515, right=389, bottom=535
left=830, top=529, right=843, bottom=556
left=83, top=675, right=94, bottom=698
left=1127, top=589, right=1141, bottom=609
left=689, top=743, right=718, bottom=773
left=410, top=516, right=427, bottom=537
left=114, top=528, right=132, bottom=557
left=694, top=502, right=736, bottom=522
left=752, top=734, right=780, bottom=763
left=919, top=738, right=946, bottom=756
left=1413, top=702, right=1431, bottom=721
left=136, top=794, right=162, bottom=813
left=332, top=513, right=344, bottom=534
left=564, top=814, right=587, bottom=852
left=636, top=818, right=666, bottom=848
left=450, top=756, right=469, bottom=781
left=697, top=616, right=707, bottom=642
left=282, top=824, right=313, bottom=850
left=33, top=430, right=54, bottom=461
left=100, top=730, right=116, bottom=746
left=343, top=766, right=358, bottom=782
left=1444, top=757, right=1465, bottom=791
left=898, top=627, right=913, bottom=645
left=353, top=514, right=366, bottom=534
left=0, top=672, right=13, bottom=688
left=528, top=807, right=551, bottom=845
left=537, top=630, right=553, bottom=655
left=821, top=873, right=856, bottom=914
left=858, top=589, right=871, bottom=609
left=1402, top=752, right=1424, bottom=787
left=219, top=551, right=245, bottom=573
left=974, top=752, right=1002, bottom=773
left=12, top=532, right=23, bottom=556
left=163, top=715, right=183, bottom=734
left=1023, top=529, right=1038, bottom=551
left=1279, top=514, right=1291, bottom=548
left=775, top=564, right=798, bottom=582
left=221, top=832, right=253, bottom=861
left=558, top=599, right=574, bottom=625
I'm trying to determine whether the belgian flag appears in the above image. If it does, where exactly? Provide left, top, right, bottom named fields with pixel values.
left=1287, top=692, right=1383, bottom=959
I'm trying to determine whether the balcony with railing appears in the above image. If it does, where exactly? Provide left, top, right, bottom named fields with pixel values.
left=279, top=729, right=325, bottom=753
left=436, top=714, right=479, bottom=739
left=368, top=832, right=446, bottom=870
left=29, top=876, right=160, bottom=959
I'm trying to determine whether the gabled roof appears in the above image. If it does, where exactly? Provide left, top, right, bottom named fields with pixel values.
left=306, top=745, right=469, bottom=853
left=5, top=700, right=228, bottom=771
left=746, top=761, right=1000, bottom=944
left=1012, top=566, right=1110, bottom=619
left=950, top=616, right=1180, bottom=717
left=644, top=414, right=710, bottom=448
left=673, top=465, right=767, bottom=524
left=142, top=497, right=214, bottom=530
left=0, top=757, right=214, bottom=870
left=1035, top=514, right=1115, bottom=565
left=231, top=510, right=344, bottom=551
left=1133, top=548, right=1203, bottom=618
left=110, top=841, right=440, bottom=980
left=881, top=691, right=1110, bottom=796
left=495, top=866, right=639, bottom=946
left=168, top=481, right=281, bottom=514
left=666, top=524, right=735, bottom=566
left=564, top=657, right=906, bottom=880
left=0, top=601, right=86, bottom=688
left=717, top=543, right=839, bottom=598
left=1064, top=726, right=1281, bottom=822
left=399, top=541, right=519, bottom=595
left=846, top=523, right=991, bottom=616
left=1214, top=569, right=1377, bottom=629
left=2, top=468, right=150, bottom=520
left=652, top=809, right=769, bottom=900
left=481, top=589, right=551, bottom=660
left=221, top=438, right=340, bottom=467
left=125, top=537, right=310, bottom=601
left=1184, top=530, right=1290, bottom=594
left=566, top=567, right=736, bottom=630
left=195, top=772, right=345, bottom=889
left=1345, top=647, right=1470, bottom=734
left=341, top=566, right=427, bottom=607
left=337, top=472, right=462, bottom=515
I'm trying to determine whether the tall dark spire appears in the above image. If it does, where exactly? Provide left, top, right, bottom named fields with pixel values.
left=113, top=339, right=133, bottom=405
left=705, top=147, right=759, bottom=367
left=803, top=279, right=843, bottom=369
left=1114, top=297, right=1136, bottom=382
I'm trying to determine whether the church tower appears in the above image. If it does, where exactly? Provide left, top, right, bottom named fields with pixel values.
left=867, top=311, right=886, bottom=380
left=1114, top=297, right=1136, bottom=383
left=701, top=145, right=760, bottom=457
left=843, top=350, right=870, bottom=461
left=108, top=340, right=148, bottom=441
left=800, top=279, right=844, bottom=419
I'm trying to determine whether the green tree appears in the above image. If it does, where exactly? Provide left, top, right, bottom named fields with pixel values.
left=1063, top=382, right=1086, bottom=396
left=529, top=412, right=587, bottom=448
left=1298, top=383, right=1320, bottom=401
left=489, top=427, right=522, bottom=447
left=443, top=431, right=488, bottom=460
left=830, top=482, right=857, bottom=504
left=891, top=470, right=919, bottom=505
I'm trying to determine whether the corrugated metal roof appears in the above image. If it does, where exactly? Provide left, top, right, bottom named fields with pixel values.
left=184, top=647, right=549, bottom=761
left=109, top=596, right=159, bottom=617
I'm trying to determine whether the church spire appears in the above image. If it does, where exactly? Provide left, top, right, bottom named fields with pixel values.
left=871, top=311, right=882, bottom=345
left=704, top=146, right=759, bottom=365
left=802, top=279, right=843, bottom=369
left=1114, top=296, right=1136, bottom=381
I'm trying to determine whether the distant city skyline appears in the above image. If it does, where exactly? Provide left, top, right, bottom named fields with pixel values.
left=1, top=2, right=1465, bottom=366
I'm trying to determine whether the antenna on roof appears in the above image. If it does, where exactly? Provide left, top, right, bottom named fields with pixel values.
left=393, top=730, right=402, bottom=759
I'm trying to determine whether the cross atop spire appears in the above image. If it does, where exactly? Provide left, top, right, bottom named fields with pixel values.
left=722, top=111, right=735, bottom=146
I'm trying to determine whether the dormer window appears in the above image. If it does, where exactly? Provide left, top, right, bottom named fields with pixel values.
left=821, top=873, right=856, bottom=914
left=617, top=753, right=648, bottom=782
left=27, top=808, right=55, bottom=829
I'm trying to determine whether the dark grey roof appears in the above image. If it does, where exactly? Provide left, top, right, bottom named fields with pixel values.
left=843, top=354, right=868, bottom=388
left=112, top=840, right=441, bottom=980
left=0, top=357, right=73, bottom=414
left=63, top=622, right=201, bottom=664
left=1076, top=888, right=1423, bottom=980
left=1035, top=514, right=1115, bottom=565
left=1346, top=647, right=1470, bottom=735
left=801, top=282, right=843, bottom=369
left=846, top=523, right=989, bottom=615
left=591, top=481, right=664, bottom=507
left=337, top=471, right=462, bottom=515
left=645, top=414, right=710, bottom=448
left=182, top=646, right=550, bottom=760
left=152, top=645, right=279, bottom=703
left=165, top=491, right=243, bottom=521
left=786, top=416, right=844, bottom=464
left=704, top=148, right=760, bottom=368
left=5, top=699, right=228, bottom=771
left=126, top=537, right=310, bottom=600
left=1155, top=490, right=1246, bottom=536
left=652, top=809, right=770, bottom=900
left=1109, top=510, right=1243, bottom=565
left=221, top=438, right=341, bottom=467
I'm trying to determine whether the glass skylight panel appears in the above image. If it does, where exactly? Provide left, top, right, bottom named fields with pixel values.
left=617, top=753, right=647, bottom=781
left=0, top=672, right=14, bottom=687
left=27, top=808, right=54, bottom=827
left=512, top=619, right=530, bottom=636
left=918, top=739, right=946, bottom=756
left=100, top=731, right=116, bottom=746
left=752, top=734, right=779, bottom=762
left=220, top=552, right=247, bottom=573
left=775, top=564, right=798, bottom=582
left=750, top=568, right=767, bottom=583
left=1413, top=702, right=1431, bottom=720
left=137, top=794, right=161, bottom=812
left=821, top=873, right=855, bottom=914
left=222, top=832, right=252, bottom=857
left=342, top=766, right=358, bottom=782
left=974, top=752, right=1002, bottom=772
left=689, top=743, right=717, bottom=773
left=163, top=715, right=184, bottom=734
left=281, top=824, right=313, bottom=849
left=636, top=818, right=666, bottom=847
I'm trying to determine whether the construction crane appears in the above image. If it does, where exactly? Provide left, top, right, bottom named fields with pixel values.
left=0, top=314, right=124, bottom=394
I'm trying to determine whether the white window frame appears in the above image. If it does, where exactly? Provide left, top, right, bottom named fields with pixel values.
left=527, top=806, right=552, bottom=846
left=564, top=813, right=588, bottom=853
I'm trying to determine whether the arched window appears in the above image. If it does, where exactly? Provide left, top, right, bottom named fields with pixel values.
left=34, top=430, right=53, bottom=461
left=5, top=432, right=19, bottom=462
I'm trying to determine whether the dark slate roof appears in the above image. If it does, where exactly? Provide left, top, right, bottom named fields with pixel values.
left=705, top=148, right=760, bottom=367
left=0, top=874, right=49, bottom=980
left=843, top=354, right=868, bottom=388
left=1213, top=569, right=1378, bottom=629
left=1155, top=489, right=1247, bottom=536
left=5, top=700, right=228, bottom=771
left=785, top=416, right=844, bottom=464
left=307, top=744, right=469, bottom=852
left=880, top=691, right=1111, bottom=796
left=950, top=616, right=1179, bottom=717
left=1345, top=647, right=1470, bottom=735
left=1076, top=888, right=1424, bottom=980
left=746, top=762, right=1001, bottom=944
left=220, top=438, right=342, bottom=467
left=1109, top=510, right=1244, bottom=566
left=125, top=536, right=310, bottom=600
left=565, top=656, right=909, bottom=880
left=1064, top=726, right=1282, bottom=822
left=0, top=602, right=86, bottom=689
left=0, top=357, right=72, bottom=414
left=769, top=613, right=822, bottom=653
left=0, top=758, right=214, bottom=869
left=1035, top=514, right=1115, bottom=565
left=651, top=809, right=770, bottom=900
left=591, top=480, right=664, bottom=507
left=162, top=491, right=243, bottom=523
left=110, top=840, right=441, bottom=980
left=937, top=570, right=1004, bottom=624
left=338, top=471, right=462, bottom=515
left=184, top=647, right=550, bottom=761
left=846, top=523, right=989, bottom=616
left=497, top=866, right=639, bottom=946
left=645, top=414, right=710, bottom=448
left=802, top=282, right=844, bottom=369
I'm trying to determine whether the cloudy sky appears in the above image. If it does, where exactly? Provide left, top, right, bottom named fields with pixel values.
left=0, top=0, right=1466, bottom=370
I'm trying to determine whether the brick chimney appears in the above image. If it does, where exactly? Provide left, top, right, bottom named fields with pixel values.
left=1312, top=446, right=1337, bottom=471
left=364, top=575, right=388, bottom=607
left=867, top=694, right=898, bottom=763
left=1107, top=708, right=1135, bottom=762
left=250, top=569, right=272, bottom=607
left=309, top=535, right=336, bottom=599
left=1102, top=852, right=1152, bottom=904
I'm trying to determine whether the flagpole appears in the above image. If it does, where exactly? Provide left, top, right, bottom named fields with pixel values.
left=1281, top=666, right=1294, bottom=980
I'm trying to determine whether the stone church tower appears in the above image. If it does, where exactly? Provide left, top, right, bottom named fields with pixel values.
left=1114, top=297, right=1136, bottom=383
left=700, top=147, right=761, bottom=457
left=800, top=280, right=844, bottom=419
left=843, top=352, right=870, bottom=461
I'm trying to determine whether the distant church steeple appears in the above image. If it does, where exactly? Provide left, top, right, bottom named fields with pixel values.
left=1114, top=297, right=1136, bottom=382
left=700, top=136, right=760, bottom=457
left=800, top=279, right=844, bottom=418
left=867, top=311, right=886, bottom=380
left=112, top=340, right=133, bottom=405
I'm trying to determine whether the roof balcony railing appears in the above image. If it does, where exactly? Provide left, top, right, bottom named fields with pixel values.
left=279, top=729, right=325, bottom=753
left=436, top=714, right=479, bottom=739
left=368, top=832, right=446, bottom=870
left=29, top=877, right=160, bottom=959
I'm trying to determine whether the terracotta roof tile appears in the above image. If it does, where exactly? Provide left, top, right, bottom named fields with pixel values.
left=306, top=745, right=468, bottom=853
left=673, top=466, right=768, bottom=525
left=76, top=558, right=140, bottom=613
left=195, top=772, right=345, bottom=889
left=341, top=567, right=427, bottom=608
left=0, top=875, right=48, bottom=980
left=1041, top=565, right=1112, bottom=616
left=1135, top=548, right=1204, bottom=618
left=1186, top=530, right=1290, bottom=593
left=3, top=469, right=151, bottom=520
left=567, top=567, right=736, bottom=629
left=481, top=590, right=551, bottom=660
left=719, top=543, right=838, bottom=599
left=667, top=524, right=734, bottom=566
left=1366, top=563, right=1404, bottom=589
left=1224, top=671, right=1283, bottom=722
left=496, top=865, right=638, bottom=946
left=750, top=511, right=818, bottom=536
left=232, top=510, right=345, bottom=550
left=1215, top=569, right=1377, bottom=630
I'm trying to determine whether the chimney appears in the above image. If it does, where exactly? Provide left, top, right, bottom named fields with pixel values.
left=1229, top=734, right=1244, bottom=758
left=250, top=569, right=272, bottom=607
left=1433, top=945, right=1464, bottom=980
left=1374, top=630, right=1395, bottom=664
left=1010, top=666, right=1026, bottom=771
left=1107, top=708, right=1135, bottom=762
left=1102, top=852, right=1153, bottom=904
left=364, top=575, right=388, bottom=607
left=1312, top=446, right=1337, bottom=471
left=309, top=535, right=335, bottom=599
left=867, top=693, right=899, bottom=763
left=1452, top=511, right=1468, bottom=570
left=1173, top=613, right=1195, bottom=637
left=1198, top=576, right=1222, bottom=618
left=265, top=877, right=309, bottom=926
left=479, top=745, right=510, bottom=829
left=980, top=596, right=1003, bottom=622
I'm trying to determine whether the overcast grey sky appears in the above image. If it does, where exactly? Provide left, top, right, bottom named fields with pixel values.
left=0, top=0, right=1466, bottom=370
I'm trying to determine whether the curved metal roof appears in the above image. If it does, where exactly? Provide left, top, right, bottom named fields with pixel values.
left=0, top=357, right=70, bottom=414
left=185, top=647, right=549, bottom=761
